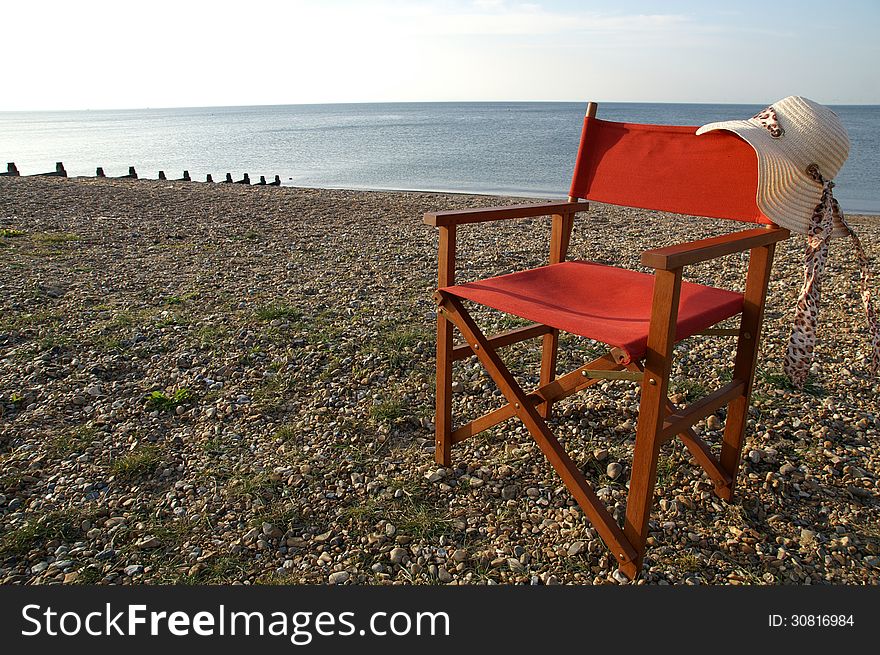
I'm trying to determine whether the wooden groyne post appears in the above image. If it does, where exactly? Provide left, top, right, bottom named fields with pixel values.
left=1, top=162, right=20, bottom=176
left=34, top=162, right=67, bottom=177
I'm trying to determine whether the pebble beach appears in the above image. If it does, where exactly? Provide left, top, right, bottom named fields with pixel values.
left=1, top=175, right=878, bottom=585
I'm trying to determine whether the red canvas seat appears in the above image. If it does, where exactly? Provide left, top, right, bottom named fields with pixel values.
left=443, top=261, right=743, bottom=364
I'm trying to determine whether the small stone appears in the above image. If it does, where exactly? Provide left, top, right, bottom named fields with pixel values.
left=328, top=571, right=349, bottom=584
left=606, top=462, right=623, bottom=479
left=451, top=381, right=464, bottom=393
left=706, top=415, right=722, bottom=431
left=385, top=523, right=396, bottom=536
left=31, top=562, right=49, bottom=573
left=86, top=385, right=102, bottom=398
left=124, top=564, right=144, bottom=576
left=593, top=449, right=608, bottom=462
left=135, top=536, right=161, bottom=549
left=612, top=570, right=630, bottom=584
left=63, top=572, right=79, bottom=584
left=426, top=469, right=446, bottom=483
left=389, top=547, right=408, bottom=565
left=748, top=449, right=762, bottom=464
left=437, top=567, right=452, bottom=582
left=567, top=541, right=586, bottom=557
left=451, top=549, right=468, bottom=563
left=501, top=484, right=520, bottom=500
left=779, top=463, right=797, bottom=476
left=262, top=522, right=284, bottom=540
left=799, top=529, right=816, bottom=546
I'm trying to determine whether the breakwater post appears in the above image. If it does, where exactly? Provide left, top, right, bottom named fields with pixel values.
left=35, top=162, right=67, bottom=177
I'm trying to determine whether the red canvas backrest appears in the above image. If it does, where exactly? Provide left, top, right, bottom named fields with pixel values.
left=569, top=113, right=773, bottom=226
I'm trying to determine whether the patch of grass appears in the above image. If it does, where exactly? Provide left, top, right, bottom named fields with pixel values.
left=672, top=550, right=703, bottom=573
left=49, top=425, right=99, bottom=457
left=32, top=231, right=79, bottom=244
left=146, top=388, right=193, bottom=411
left=255, top=304, right=302, bottom=322
left=194, top=325, right=227, bottom=349
left=370, top=399, right=406, bottom=423
left=341, top=476, right=453, bottom=541
left=655, top=453, right=677, bottom=488
left=273, top=425, right=298, bottom=442
left=395, top=497, right=454, bottom=540
left=0, top=228, right=26, bottom=238
left=0, top=509, right=93, bottom=559
left=759, top=370, right=825, bottom=396
left=252, top=500, right=303, bottom=532
left=163, top=296, right=184, bottom=306
left=672, top=377, right=708, bottom=401
left=228, top=471, right=279, bottom=501
left=75, top=566, right=103, bottom=584
left=111, top=444, right=162, bottom=481
left=171, top=555, right=250, bottom=585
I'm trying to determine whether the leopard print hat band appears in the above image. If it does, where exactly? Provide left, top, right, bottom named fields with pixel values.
left=697, top=96, right=850, bottom=237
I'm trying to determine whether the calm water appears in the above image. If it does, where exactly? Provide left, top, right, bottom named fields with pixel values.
left=1, top=102, right=878, bottom=214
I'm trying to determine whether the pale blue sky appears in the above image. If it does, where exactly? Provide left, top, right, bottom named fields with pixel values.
left=2, top=0, right=878, bottom=110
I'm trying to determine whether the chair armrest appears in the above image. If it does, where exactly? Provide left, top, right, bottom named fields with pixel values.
left=424, top=201, right=590, bottom=227
left=640, top=227, right=789, bottom=270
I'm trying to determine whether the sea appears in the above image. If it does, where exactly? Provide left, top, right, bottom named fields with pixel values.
left=1, top=102, right=878, bottom=214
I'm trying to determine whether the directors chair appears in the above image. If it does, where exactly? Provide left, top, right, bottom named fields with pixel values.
left=424, top=103, right=789, bottom=579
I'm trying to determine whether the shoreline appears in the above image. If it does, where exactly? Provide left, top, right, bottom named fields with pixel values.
left=23, top=174, right=880, bottom=218
left=1, top=175, right=878, bottom=586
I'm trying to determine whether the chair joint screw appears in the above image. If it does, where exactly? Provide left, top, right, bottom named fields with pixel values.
left=514, top=403, right=520, bottom=409
left=472, top=344, right=479, bottom=350
left=648, top=378, right=657, bottom=385
left=743, top=332, right=752, bottom=340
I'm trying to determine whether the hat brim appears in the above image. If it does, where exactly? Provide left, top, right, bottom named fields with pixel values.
left=697, top=120, right=848, bottom=237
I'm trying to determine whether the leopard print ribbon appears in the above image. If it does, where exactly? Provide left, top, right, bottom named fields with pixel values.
left=783, top=166, right=880, bottom=387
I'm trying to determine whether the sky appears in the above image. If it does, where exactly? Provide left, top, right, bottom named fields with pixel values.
left=2, top=0, right=879, bottom=110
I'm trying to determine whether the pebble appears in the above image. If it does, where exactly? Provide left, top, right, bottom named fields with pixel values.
left=124, top=565, right=144, bottom=576
left=262, top=523, right=284, bottom=540
left=389, top=547, right=408, bottom=565
left=135, top=536, right=161, bottom=549
left=612, top=570, right=630, bottom=584
left=606, top=462, right=623, bottom=479
left=328, top=571, right=349, bottom=584
left=501, top=484, right=520, bottom=500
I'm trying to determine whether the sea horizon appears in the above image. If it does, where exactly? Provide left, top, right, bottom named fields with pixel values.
left=3, top=101, right=879, bottom=215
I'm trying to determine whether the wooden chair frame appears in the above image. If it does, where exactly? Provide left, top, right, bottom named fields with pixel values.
left=425, top=106, right=789, bottom=579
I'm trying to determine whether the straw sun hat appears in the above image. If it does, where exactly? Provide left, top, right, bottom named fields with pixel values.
left=696, top=95, right=850, bottom=236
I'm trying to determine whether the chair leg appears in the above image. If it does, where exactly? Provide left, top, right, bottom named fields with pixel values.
left=440, top=294, right=638, bottom=569
left=620, top=384, right=667, bottom=580
left=538, top=329, right=559, bottom=418
left=621, top=268, right=682, bottom=579
left=435, top=310, right=454, bottom=466
left=717, top=243, right=776, bottom=501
